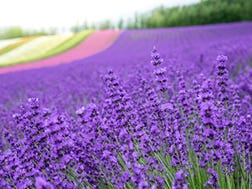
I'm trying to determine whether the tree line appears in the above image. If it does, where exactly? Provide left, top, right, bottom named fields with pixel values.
left=71, top=0, right=252, bottom=32
left=1, top=0, right=252, bottom=38
left=0, top=27, right=57, bottom=40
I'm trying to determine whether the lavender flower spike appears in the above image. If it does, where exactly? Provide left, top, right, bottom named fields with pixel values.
left=35, top=177, right=54, bottom=189
left=172, top=169, right=188, bottom=189
left=204, top=168, right=220, bottom=189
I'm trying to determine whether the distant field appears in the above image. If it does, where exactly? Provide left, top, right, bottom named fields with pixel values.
left=0, top=36, right=38, bottom=56
left=0, top=38, right=21, bottom=49
left=0, top=30, right=92, bottom=67
left=0, top=30, right=121, bottom=73
left=45, top=30, right=93, bottom=57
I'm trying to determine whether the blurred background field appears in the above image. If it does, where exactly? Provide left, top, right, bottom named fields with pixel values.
left=1, top=0, right=252, bottom=37
left=0, top=30, right=92, bottom=67
left=0, top=0, right=252, bottom=69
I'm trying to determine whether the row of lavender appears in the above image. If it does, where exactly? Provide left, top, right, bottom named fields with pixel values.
left=0, top=22, right=252, bottom=188
left=1, top=22, right=252, bottom=111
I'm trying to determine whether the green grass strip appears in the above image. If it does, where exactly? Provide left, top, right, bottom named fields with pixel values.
left=0, top=36, right=38, bottom=56
left=0, top=30, right=93, bottom=67
left=45, top=30, right=93, bottom=57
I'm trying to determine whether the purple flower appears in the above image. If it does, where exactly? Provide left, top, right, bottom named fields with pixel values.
left=204, top=168, right=220, bottom=189
left=151, top=46, right=164, bottom=67
left=35, top=177, right=54, bottom=189
left=76, top=106, right=85, bottom=116
left=172, top=170, right=188, bottom=189
left=215, top=55, right=229, bottom=103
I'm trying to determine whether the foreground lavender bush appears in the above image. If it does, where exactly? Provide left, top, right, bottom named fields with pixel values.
left=1, top=45, right=251, bottom=188
left=1, top=23, right=252, bottom=188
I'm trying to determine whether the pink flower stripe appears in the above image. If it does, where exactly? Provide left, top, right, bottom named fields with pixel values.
left=0, top=30, right=121, bottom=74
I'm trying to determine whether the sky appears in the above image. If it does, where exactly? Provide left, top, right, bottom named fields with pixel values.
left=0, top=0, right=200, bottom=30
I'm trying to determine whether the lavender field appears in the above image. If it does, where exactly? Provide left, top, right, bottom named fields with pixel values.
left=0, top=22, right=252, bottom=189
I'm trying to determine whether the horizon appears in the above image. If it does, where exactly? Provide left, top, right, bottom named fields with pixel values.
left=0, top=0, right=199, bottom=31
